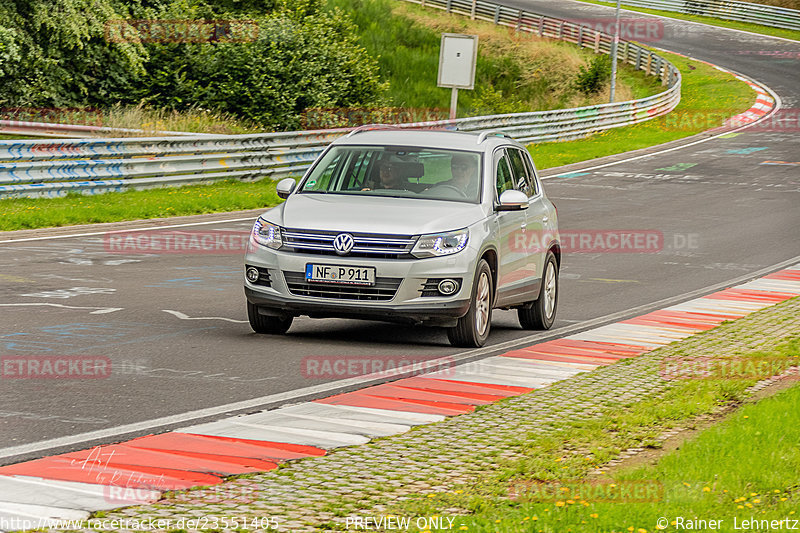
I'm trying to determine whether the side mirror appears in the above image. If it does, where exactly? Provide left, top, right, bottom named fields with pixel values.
left=276, top=177, right=297, bottom=200
left=497, top=189, right=529, bottom=211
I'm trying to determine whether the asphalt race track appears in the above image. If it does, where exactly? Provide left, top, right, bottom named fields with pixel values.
left=1, top=0, right=798, bottom=464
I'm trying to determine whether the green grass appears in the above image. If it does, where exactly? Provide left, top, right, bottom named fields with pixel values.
left=479, top=382, right=800, bottom=533
left=384, top=332, right=800, bottom=533
left=329, top=0, right=663, bottom=116
left=576, top=0, right=800, bottom=41
left=0, top=180, right=279, bottom=231
left=531, top=49, right=756, bottom=169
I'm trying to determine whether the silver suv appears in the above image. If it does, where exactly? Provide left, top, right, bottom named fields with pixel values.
left=244, top=128, right=560, bottom=347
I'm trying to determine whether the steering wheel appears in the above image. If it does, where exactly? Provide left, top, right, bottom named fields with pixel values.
left=428, top=183, right=469, bottom=199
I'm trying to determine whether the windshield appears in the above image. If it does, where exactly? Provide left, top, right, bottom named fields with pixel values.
left=299, top=145, right=482, bottom=203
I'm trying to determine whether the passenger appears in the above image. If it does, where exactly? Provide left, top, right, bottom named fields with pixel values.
left=363, top=161, right=404, bottom=190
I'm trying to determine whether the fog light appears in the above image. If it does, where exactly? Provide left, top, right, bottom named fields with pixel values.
left=438, top=279, right=459, bottom=295
left=246, top=267, right=260, bottom=283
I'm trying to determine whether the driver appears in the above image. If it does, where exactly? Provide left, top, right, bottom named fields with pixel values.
left=441, top=153, right=479, bottom=190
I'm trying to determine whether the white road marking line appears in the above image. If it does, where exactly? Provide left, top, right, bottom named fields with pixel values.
left=0, top=303, right=123, bottom=314
left=0, top=217, right=258, bottom=244
left=162, top=310, right=247, bottom=324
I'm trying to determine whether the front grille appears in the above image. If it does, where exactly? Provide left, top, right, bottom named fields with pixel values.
left=283, top=271, right=402, bottom=301
left=420, top=278, right=463, bottom=297
left=282, top=228, right=417, bottom=259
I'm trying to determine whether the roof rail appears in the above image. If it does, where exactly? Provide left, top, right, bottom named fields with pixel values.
left=344, top=124, right=403, bottom=138
left=476, top=130, right=514, bottom=144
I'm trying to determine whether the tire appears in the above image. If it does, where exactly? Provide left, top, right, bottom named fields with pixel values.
left=519, top=251, right=558, bottom=330
left=447, top=259, right=493, bottom=348
left=247, top=301, right=293, bottom=334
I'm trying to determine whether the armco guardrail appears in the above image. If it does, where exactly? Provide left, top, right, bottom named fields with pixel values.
left=0, top=0, right=681, bottom=199
left=593, top=0, right=800, bottom=31
left=0, top=119, right=210, bottom=139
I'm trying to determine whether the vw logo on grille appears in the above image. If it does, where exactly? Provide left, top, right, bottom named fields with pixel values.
left=332, top=233, right=355, bottom=255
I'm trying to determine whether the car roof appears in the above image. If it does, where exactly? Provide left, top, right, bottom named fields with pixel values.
left=331, top=128, right=522, bottom=152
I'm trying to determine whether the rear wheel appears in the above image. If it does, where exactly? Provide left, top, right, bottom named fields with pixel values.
left=518, top=251, right=558, bottom=330
left=447, top=259, right=493, bottom=347
left=247, top=301, right=293, bottom=334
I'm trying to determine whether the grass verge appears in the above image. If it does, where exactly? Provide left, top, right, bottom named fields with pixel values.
left=0, top=180, right=279, bottom=231
left=575, top=0, right=800, bottom=41
left=376, top=302, right=800, bottom=532
left=531, top=49, right=756, bottom=169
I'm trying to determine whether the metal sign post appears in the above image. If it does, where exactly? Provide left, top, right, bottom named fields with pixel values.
left=609, top=0, right=621, bottom=103
left=437, top=34, right=478, bottom=120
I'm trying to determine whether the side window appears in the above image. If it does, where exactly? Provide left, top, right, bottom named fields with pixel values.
left=495, top=152, right=514, bottom=198
left=507, top=148, right=533, bottom=197
left=341, top=150, right=373, bottom=189
left=522, top=150, right=540, bottom=195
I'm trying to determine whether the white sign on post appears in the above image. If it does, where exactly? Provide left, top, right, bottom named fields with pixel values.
left=437, top=33, right=478, bottom=119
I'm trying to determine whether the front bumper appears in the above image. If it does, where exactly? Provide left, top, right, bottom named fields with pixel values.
left=245, top=287, right=470, bottom=326
left=244, top=243, right=477, bottom=326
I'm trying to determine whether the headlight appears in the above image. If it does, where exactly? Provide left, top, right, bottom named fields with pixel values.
left=251, top=218, right=283, bottom=249
left=411, top=229, right=469, bottom=258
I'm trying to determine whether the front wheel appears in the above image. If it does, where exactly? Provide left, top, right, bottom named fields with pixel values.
left=247, top=301, right=293, bottom=334
left=447, top=259, right=493, bottom=348
left=518, top=251, right=558, bottom=330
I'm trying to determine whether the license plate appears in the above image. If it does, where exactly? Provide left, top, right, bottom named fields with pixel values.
left=305, top=264, right=376, bottom=286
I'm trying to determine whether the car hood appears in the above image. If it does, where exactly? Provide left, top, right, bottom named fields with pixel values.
left=265, top=193, right=486, bottom=235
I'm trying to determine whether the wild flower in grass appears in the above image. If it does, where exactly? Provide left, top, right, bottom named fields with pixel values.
left=590, top=514, right=599, bottom=519
left=566, top=500, right=575, bottom=504
left=703, top=486, right=711, bottom=492
left=738, top=505, right=744, bottom=509
left=753, top=499, right=761, bottom=503
left=745, top=503, right=753, bottom=508
left=555, top=501, right=565, bottom=507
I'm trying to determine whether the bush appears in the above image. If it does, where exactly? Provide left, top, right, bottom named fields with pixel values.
left=0, top=0, right=384, bottom=130
left=139, top=8, right=385, bottom=130
left=574, top=54, right=611, bottom=94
